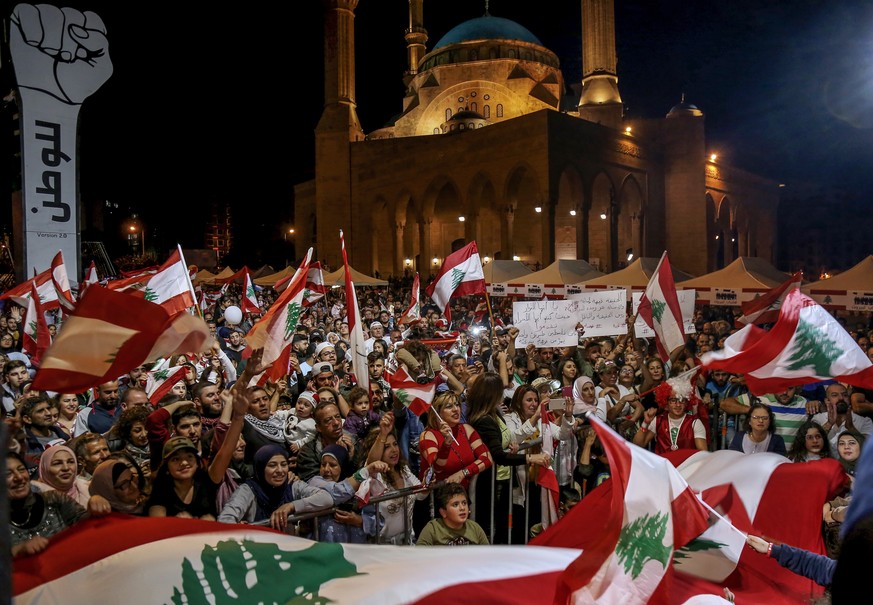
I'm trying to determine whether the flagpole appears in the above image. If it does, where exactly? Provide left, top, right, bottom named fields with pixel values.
left=484, top=289, right=497, bottom=342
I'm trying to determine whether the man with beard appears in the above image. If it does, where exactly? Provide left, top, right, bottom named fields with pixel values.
left=239, top=385, right=296, bottom=463
left=74, top=381, right=122, bottom=435
left=812, top=383, right=873, bottom=451
left=19, top=395, right=69, bottom=475
left=296, top=401, right=361, bottom=481
left=192, top=381, right=223, bottom=430
left=721, top=385, right=818, bottom=450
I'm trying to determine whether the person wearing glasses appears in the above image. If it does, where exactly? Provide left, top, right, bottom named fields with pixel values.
left=727, top=402, right=787, bottom=456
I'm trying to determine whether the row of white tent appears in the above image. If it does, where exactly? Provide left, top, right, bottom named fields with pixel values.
left=485, top=255, right=873, bottom=311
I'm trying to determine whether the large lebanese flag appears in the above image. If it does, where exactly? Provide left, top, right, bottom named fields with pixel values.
left=106, top=247, right=196, bottom=315
left=553, top=414, right=711, bottom=604
left=425, top=241, right=486, bottom=322
left=735, top=272, right=802, bottom=327
left=11, top=515, right=585, bottom=605
left=638, top=251, right=686, bottom=360
left=245, top=248, right=313, bottom=386
left=22, top=282, right=51, bottom=366
left=340, top=230, right=369, bottom=393
left=535, top=449, right=846, bottom=604
left=30, top=285, right=210, bottom=394
left=386, top=365, right=435, bottom=415
left=701, top=287, right=873, bottom=395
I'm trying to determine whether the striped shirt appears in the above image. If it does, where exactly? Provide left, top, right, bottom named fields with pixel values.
left=737, top=393, right=808, bottom=449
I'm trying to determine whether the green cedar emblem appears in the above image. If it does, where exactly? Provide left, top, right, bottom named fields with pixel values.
left=284, top=302, right=302, bottom=341
left=104, top=348, right=119, bottom=365
left=144, top=287, right=158, bottom=302
left=785, top=318, right=842, bottom=376
left=451, top=268, right=466, bottom=290
left=154, top=368, right=170, bottom=381
left=246, top=284, right=256, bottom=299
left=615, top=511, right=671, bottom=578
left=651, top=299, right=666, bottom=324
left=674, top=536, right=729, bottom=561
left=27, top=319, right=37, bottom=339
left=395, top=389, right=410, bottom=406
left=168, top=539, right=362, bottom=605
left=824, top=295, right=833, bottom=304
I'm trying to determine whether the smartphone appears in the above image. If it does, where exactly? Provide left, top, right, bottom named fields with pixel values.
left=562, top=385, right=573, bottom=399
left=549, top=397, right=566, bottom=411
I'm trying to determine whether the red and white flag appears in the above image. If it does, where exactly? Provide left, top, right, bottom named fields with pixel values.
left=241, top=269, right=260, bottom=315
left=245, top=248, right=313, bottom=386
left=51, top=250, right=76, bottom=314
left=535, top=448, right=845, bottom=605
left=79, top=261, right=99, bottom=298
left=107, top=247, right=196, bottom=315
left=279, top=261, right=328, bottom=305
left=701, top=287, right=873, bottom=395
left=12, top=516, right=582, bottom=605
left=30, top=285, right=210, bottom=394
left=735, top=272, right=802, bottom=327
left=0, top=266, right=59, bottom=310
left=22, top=282, right=51, bottom=366
left=553, top=413, right=710, bottom=605
left=638, top=251, right=687, bottom=360
left=425, top=241, right=486, bottom=322
left=144, top=365, right=188, bottom=405
left=340, top=230, right=369, bottom=394
left=399, top=272, right=423, bottom=325
left=386, top=365, right=435, bottom=415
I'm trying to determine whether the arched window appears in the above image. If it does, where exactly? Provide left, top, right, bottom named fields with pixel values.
left=496, top=104, right=504, bottom=118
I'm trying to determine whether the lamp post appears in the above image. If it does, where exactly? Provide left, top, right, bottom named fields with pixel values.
left=128, top=224, right=145, bottom=256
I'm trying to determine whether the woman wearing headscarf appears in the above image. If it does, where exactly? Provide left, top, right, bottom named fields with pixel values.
left=88, top=458, right=147, bottom=515
left=307, top=444, right=388, bottom=543
left=32, top=444, right=91, bottom=507
left=218, top=444, right=332, bottom=532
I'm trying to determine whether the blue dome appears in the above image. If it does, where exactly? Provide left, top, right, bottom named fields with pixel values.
left=433, top=15, right=542, bottom=50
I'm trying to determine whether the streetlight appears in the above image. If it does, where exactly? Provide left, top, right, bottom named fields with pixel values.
left=129, top=224, right=145, bottom=256
left=284, top=228, right=295, bottom=242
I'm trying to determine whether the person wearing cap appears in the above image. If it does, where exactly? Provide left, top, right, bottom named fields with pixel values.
left=313, top=341, right=339, bottom=371
left=285, top=390, right=318, bottom=454
left=218, top=444, right=332, bottom=531
left=145, top=349, right=267, bottom=519
left=364, top=321, right=390, bottom=355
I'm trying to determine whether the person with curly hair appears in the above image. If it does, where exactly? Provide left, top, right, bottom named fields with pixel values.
left=108, top=406, right=152, bottom=477
left=633, top=375, right=707, bottom=454
left=788, top=420, right=832, bottom=462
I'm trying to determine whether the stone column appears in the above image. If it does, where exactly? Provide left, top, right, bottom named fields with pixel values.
left=394, top=222, right=405, bottom=276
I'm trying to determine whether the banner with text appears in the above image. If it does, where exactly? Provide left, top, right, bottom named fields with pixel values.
left=513, top=300, right=582, bottom=348
left=565, top=289, right=629, bottom=337
left=631, top=289, right=697, bottom=338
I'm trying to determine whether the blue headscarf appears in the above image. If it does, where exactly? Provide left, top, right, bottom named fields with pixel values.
left=244, top=445, right=295, bottom=521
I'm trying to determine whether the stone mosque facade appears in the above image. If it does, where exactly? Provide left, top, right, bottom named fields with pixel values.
left=293, top=0, right=779, bottom=278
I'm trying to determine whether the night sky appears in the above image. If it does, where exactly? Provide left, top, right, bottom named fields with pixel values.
left=5, top=1, right=873, bottom=263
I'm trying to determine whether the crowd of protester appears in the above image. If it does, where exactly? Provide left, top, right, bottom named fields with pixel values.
left=3, top=273, right=870, bottom=584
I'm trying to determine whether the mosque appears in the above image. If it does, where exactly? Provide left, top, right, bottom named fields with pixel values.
left=293, top=0, right=779, bottom=278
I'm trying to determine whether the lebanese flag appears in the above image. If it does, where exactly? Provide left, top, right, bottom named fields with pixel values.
left=12, top=516, right=585, bottom=605
left=553, top=414, right=711, bottom=604
left=106, top=247, right=197, bottom=315
left=425, top=241, right=486, bottom=322
left=245, top=248, right=313, bottom=386
left=144, top=365, right=188, bottom=405
left=0, top=266, right=59, bottom=310
left=735, top=272, right=802, bottom=327
left=213, top=265, right=248, bottom=285
left=30, top=285, right=210, bottom=394
left=701, top=287, right=873, bottom=395
left=51, top=250, right=76, bottom=314
left=22, top=282, right=51, bottom=366
left=537, top=398, right=560, bottom=530
left=399, top=272, right=423, bottom=325
left=535, top=449, right=845, bottom=604
left=341, top=230, right=369, bottom=394
left=276, top=261, right=327, bottom=305
left=79, top=261, right=99, bottom=298
left=386, top=365, right=435, bottom=415
left=638, top=251, right=686, bottom=361
left=241, top=269, right=260, bottom=314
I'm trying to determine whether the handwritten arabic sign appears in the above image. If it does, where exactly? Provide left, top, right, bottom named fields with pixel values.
left=565, top=289, right=628, bottom=337
left=513, top=300, right=582, bottom=348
